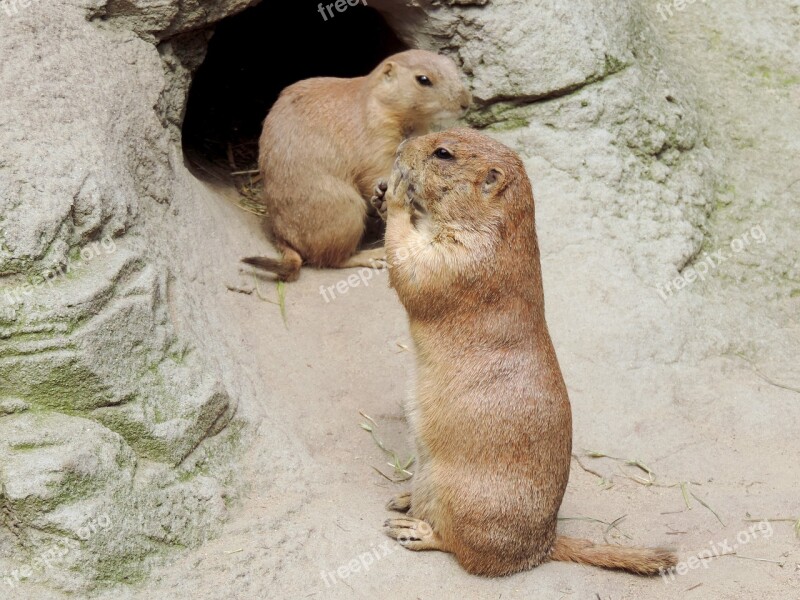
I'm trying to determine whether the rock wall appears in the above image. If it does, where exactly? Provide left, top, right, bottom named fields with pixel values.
left=0, top=0, right=256, bottom=592
left=0, top=0, right=717, bottom=592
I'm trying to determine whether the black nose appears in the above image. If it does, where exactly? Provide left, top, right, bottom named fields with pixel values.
left=460, top=103, right=470, bottom=111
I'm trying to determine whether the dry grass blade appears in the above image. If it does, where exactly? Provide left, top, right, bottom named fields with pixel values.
left=557, top=515, right=632, bottom=542
left=734, top=555, right=785, bottom=566
left=584, top=449, right=708, bottom=515
left=571, top=453, right=613, bottom=488
left=615, top=464, right=656, bottom=487
left=603, top=515, right=628, bottom=544
left=252, top=274, right=270, bottom=303
left=252, top=275, right=288, bottom=327
left=583, top=449, right=654, bottom=478
left=359, top=412, right=378, bottom=429
left=234, top=176, right=267, bottom=216
left=571, top=453, right=605, bottom=479
left=386, top=460, right=414, bottom=480
left=584, top=449, right=612, bottom=459
left=681, top=482, right=692, bottom=510
left=743, top=517, right=800, bottom=538
left=359, top=412, right=387, bottom=453
left=626, top=459, right=654, bottom=477
left=690, top=491, right=726, bottom=527
left=359, top=411, right=415, bottom=482
left=184, top=141, right=266, bottom=216
left=686, top=583, right=703, bottom=592
left=370, top=466, right=398, bottom=482
left=276, top=281, right=287, bottom=326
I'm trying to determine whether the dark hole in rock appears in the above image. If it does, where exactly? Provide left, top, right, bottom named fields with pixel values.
left=181, top=0, right=407, bottom=197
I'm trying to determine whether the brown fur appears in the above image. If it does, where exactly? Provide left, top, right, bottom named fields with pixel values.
left=382, top=128, right=678, bottom=578
left=242, top=50, right=471, bottom=281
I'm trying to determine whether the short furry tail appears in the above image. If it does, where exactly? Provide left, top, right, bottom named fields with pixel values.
left=550, top=536, right=677, bottom=576
left=241, top=255, right=301, bottom=282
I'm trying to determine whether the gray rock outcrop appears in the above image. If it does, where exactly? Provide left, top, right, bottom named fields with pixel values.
left=0, top=0, right=254, bottom=591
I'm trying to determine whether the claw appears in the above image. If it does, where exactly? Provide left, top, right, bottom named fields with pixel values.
left=370, top=179, right=389, bottom=221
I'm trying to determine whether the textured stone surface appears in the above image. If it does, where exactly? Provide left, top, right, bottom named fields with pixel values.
left=0, top=0, right=251, bottom=592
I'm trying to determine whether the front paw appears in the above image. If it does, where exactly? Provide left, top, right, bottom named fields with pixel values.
left=370, top=180, right=389, bottom=221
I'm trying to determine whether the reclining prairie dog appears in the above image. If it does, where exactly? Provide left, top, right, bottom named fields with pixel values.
left=242, top=50, right=471, bottom=281
left=381, top=128, right=678, bottom=577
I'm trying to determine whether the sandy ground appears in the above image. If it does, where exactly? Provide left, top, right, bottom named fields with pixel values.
left=19, top=1, right=795, bottom=599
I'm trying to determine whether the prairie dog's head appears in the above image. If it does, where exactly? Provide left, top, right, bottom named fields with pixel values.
left=385, top=128, right=535, bottom=290
left=371, top=50, right=472, bottom=132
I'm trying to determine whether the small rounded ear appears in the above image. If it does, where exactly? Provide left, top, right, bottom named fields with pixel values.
left=382, top=61, right=395, bottom=79
left=482, top=167, right=506, bottom=196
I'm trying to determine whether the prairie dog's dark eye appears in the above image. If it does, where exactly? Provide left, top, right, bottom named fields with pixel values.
left=416, top=75, right=433, bottom=87
left=433, top=147, right=453, bottom=160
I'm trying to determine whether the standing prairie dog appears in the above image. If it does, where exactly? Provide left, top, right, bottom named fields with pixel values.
left=242, top=50, right=471, bottom=281
left=381, top=128, right=678, bottom=577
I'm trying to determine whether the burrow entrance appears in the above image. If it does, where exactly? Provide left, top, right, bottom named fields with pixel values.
left=181, top=0, right=406, bottom=208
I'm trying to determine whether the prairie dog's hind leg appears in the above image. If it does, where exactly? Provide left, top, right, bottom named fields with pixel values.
left=339, top=247, right=387, bottom=269
left=277, top=176, right=367, bottom=268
